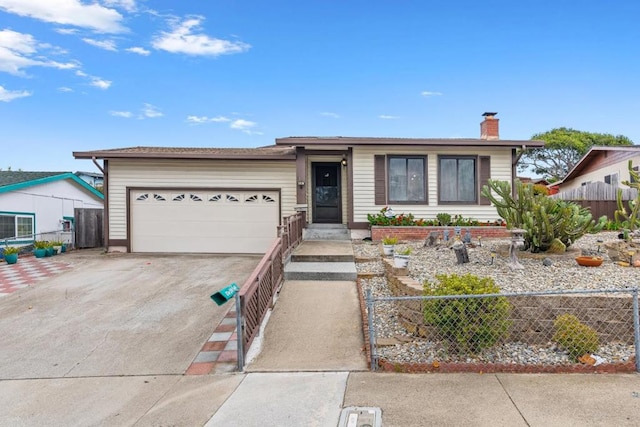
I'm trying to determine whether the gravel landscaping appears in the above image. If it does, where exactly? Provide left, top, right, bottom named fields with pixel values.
left=354, top=232, right=639, bottom=369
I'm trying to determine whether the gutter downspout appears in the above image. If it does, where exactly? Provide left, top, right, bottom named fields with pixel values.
left=92, top=157, right=105, bottom=174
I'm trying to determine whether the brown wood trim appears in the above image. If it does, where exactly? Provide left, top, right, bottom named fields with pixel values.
left=348, top=221, right=370, bottom=229
left=347, top=147, right=354, bottom=225
left=479, top=156, right=491, bottom=205
left=512, top=149, right=517, bottom=198
left=108, top=239, right=128, bottom=247
left=103, top=160, right=109, bottom=252
left=374, top=155, right=386, bottom=205
left=303, top=150, right=350, bottom=156
left=296, top=147, right=306, bottom=204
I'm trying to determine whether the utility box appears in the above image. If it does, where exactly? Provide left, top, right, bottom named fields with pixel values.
left=338, top=407, right=382, bottom=427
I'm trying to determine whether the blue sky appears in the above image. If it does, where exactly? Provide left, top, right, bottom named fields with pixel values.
left=1, top=0, right=639, bottom=173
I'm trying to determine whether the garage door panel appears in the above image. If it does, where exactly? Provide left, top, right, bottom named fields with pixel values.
left=131, top=190, right=280, bottom=254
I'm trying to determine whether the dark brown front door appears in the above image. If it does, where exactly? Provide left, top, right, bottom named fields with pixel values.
left=312, top=163, right=342, bottom=223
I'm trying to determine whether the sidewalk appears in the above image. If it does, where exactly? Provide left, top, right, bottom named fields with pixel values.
left=206, top=371, right=640, bottom=426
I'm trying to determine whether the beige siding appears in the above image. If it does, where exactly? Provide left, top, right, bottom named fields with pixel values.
left=352, top=146, right=512, bottom=223
left=107, top=159, right=296, bottom=240
left=560, top=156, right=640, bottom=192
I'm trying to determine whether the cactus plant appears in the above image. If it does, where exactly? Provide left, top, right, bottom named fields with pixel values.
left=614, top=160, right=640, bottom=231
left=481, top=179, right=606, bottom=252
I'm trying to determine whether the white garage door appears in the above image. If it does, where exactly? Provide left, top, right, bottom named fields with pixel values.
left=130, top=189, right=280, bottom=254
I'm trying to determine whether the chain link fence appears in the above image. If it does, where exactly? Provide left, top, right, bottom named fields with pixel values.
left=365, top=288, right=640, bottom=372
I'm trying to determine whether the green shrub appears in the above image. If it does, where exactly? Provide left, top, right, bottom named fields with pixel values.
left=436, top=213, right=452, bottom=226
left=423, top=274, right=511, bottom=355
left=552, top=314, right=599, bottom=361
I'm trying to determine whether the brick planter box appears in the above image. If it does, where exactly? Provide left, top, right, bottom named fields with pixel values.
left=371, top=226, right=509, bottom=241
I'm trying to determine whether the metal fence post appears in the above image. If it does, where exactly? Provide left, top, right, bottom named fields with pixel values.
left=366, top=289, right=377, bottom=371
left=235, top=294, right=244, bottom=372
left=633, top=288, right=640, bottom=373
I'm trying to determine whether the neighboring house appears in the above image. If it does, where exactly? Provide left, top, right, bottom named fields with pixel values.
left=73, top=112, right=544, bottom=254
left=0, top=171, right=104, bottom=245
left=555, top=146, right=640, bottom=193
left=75, top=171, right=104, bottom=188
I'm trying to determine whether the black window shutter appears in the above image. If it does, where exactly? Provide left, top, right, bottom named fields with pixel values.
left=374, top=155, right=386, bottom=205
left=479, top=156, right=491, bottom=205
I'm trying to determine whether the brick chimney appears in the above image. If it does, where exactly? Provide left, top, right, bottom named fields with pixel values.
left=480, top=112, right=499, bottom=140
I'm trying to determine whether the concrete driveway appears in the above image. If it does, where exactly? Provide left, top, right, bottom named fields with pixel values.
left=0, top=250, right=259, bottom=379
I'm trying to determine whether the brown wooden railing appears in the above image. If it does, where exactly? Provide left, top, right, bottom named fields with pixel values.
left=236, top=211, right=305, bottom=370
left=279, top=211, right=305, bottom=260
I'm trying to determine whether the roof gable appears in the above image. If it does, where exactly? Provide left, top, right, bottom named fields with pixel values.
left=0, top=171, right=104, bottom=200
left=560, top=146, right=640, bottom=184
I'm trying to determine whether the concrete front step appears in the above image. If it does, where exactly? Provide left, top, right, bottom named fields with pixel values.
left=291, top=240, right=354, bottom=263
left=302, top=229, right=351, bottom=240
left=284, top=262, right=357, bottom=281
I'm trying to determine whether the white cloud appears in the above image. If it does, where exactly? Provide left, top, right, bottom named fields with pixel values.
left=421, top=91, right=443, bottom=97
left=230, top=119, right=262, bottom=134
left=54, top=28, right=79, bottom=35
left=0, top=29, right=78, bottom=76
left=379, top=115, right=400, bottom=119
left=186, top=115, right=231, bottom=124
left=58, top=86, right=73, bottom=92
left=125, top=46, right=150, bottom=56
left=103, top=0, right=136, bottom=13
left=82, top=38, right=117, bottom=51
left=109, top=110, right=132, bottom=118
left=0, top=0, right=127, bottom=33
left=230, top=119, right=255, bottom=130
left=90, top=77, right=111, bottom=89
left=75, top=70, right=88, bottom=77
left=141, top=103, right=162, bottom=118
left=0, top=85, right=31, bottom=102
left=320, top=112, right=340, bottom=119
left=152, top=16, right=250, bottom=56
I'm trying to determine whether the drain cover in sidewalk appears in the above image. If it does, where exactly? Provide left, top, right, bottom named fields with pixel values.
left=338, top=407, right=382, bottom=427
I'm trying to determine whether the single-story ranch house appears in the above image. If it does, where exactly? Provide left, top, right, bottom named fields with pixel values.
left=73, top=113, right=544, bottom=254
left=0, top=171, right=104, bottom=246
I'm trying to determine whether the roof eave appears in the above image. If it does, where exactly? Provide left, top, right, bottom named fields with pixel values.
left=0, top=172, right=104, bottom=200
left=73, top=151, right=297, bottom=161
left=275, top=137, right=545, bottom=148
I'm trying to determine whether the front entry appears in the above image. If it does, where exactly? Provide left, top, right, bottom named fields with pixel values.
left=312, top=162, right=342, bottom=223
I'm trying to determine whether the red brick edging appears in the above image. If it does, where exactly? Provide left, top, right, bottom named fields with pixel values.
left=371, top=226, right=510, bottom=241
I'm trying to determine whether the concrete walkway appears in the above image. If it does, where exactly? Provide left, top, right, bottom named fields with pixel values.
left=246, top=280, right=367, bottom=372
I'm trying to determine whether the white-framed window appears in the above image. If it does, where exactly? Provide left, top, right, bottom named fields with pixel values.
left=0, top=213, right=35, bottom=241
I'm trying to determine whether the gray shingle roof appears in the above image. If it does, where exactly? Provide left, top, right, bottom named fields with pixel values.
left=0, top=171, right=70, bottom=188
left=73, top=145, right=297, bottom=160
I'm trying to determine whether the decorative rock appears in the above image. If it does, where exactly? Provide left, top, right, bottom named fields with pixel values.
left=634, top=259, right=640, bottom=268
left=542, top=258, right=553, bottom=266
left=424, top=231, right=439, bottom=247
left=547, top=238, right=567, bottom=254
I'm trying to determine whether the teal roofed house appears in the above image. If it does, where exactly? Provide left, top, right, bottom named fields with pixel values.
left=0, top=171, right=104, bottom=247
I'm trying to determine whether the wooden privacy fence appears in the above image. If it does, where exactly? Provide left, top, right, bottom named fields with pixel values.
left=236, top=211, right=305, bottom=370
left=74, top=208, right=104, bottom=248
left=551, top=182, right=639, bottom=220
